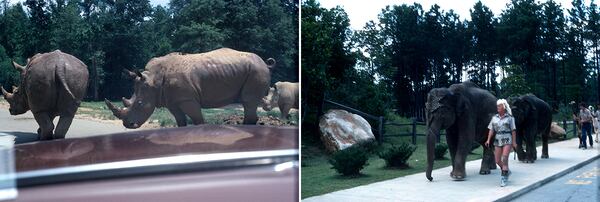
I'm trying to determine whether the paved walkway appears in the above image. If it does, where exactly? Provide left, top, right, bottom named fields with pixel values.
left=303, top=138, right=600, bottom=202
left=0, top=109, right=136, bottom=144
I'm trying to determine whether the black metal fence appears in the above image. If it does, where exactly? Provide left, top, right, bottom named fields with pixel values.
left=384, top=119, right=578, bottom=145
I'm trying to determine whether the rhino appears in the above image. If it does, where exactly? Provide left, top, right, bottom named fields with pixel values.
left=1, top=50, right=89, bottom=140
left=262, top=82, right=299, bottom=120
left=105, top=48, right=274, bottom=128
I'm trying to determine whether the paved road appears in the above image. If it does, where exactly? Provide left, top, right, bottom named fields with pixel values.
left=0, top=109, right=136, bottom=144
left=513, top=158, right=600, bottom=202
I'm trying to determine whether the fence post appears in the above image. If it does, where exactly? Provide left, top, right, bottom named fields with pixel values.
left=412, top=118, right=417, bottom=145
left=377, top=116, right=384, bottom=143
left=573, top=120, right=577, bottom=139
left=562, top=120, right=567, bottom=139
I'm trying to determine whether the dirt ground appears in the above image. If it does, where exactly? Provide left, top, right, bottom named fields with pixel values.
left=0, top=100, right=297, bottom=128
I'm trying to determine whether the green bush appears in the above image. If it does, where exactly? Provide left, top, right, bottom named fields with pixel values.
left=328, top=145, right=369, bottom=176
left=435, top=143, right=448, bottom=159
left=378, top=142, right=417, bottom=168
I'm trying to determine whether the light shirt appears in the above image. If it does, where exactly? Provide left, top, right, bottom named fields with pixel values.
left=488, top=113, right=516, bottom=134
left=579, top=108, right=593, bottom=123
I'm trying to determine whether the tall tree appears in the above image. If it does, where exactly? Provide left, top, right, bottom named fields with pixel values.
left=540, top=0, right=565, bottom=106
left=469, top=1, right=497, bottom=92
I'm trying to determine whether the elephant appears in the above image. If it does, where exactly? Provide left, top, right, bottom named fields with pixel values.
left=1, top=50, right=89, bottom=140
left=425, top=81, right=497, bottom=181
left=509, top=94, right=552, bottom=163
left=105, top=48, right=274, bottom=128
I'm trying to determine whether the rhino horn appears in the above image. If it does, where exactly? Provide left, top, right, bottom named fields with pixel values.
left=105, top=99, right=127, bottom=119
left=1, top=86, right=13, bottom=99
left=122, top=97, right=133, bottom=107
left=12, top=61, right=25, bottom=73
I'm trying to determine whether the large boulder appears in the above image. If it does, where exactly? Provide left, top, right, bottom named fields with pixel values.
left=319, top=109, right=375, bottom=152
left=550, top=122, right=566, bottom=139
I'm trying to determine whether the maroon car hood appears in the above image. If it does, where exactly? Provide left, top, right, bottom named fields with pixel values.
left=15, top=125, right=298, bottom=172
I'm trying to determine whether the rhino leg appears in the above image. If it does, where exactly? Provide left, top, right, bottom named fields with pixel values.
left=242, top=102, right=259, bottom=125
left=179, top=101, right=204, bottom=125
left=279, top=103, right=291, bottom=120
left=168, top=107, right=188, bottom=127
left=54, top=115, right=74, bottom=139
left=33, top=112, right=55, bottom=141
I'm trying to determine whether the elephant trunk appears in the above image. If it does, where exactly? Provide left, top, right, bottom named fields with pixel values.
left=426, top=122, right=440, bottom=181
left=105, top=99, right=128, bottom=119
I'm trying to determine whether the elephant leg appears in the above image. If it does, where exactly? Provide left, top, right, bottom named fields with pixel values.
left=54, top=115, right=74, bottom=139
left=242, top=102, right=259, bottom=124
left=168, top=107, right=188, bottom=127
left=33, top=112, right=55, bottom=141
left=516, top=130, right=526, bottom=162
left=541, top=127, right=550, bottom=159
left=480, top=145, right=495, bottom=174
left=179, top=101, right=205, bottom=125
left=446, top=128, right=458, bottom=177
left=524, top=126, right=537, bottom=163
left=452, top=130, right=472, bottom=180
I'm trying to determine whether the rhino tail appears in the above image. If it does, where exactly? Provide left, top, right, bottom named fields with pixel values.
left=265, top=58, right=276, bottom=69
left=55, top=62, right=78, bottom=102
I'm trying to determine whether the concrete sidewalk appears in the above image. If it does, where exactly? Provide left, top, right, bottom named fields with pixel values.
left=303, top=138, right=600, bottom=202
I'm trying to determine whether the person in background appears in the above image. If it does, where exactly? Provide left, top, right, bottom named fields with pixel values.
left=594, top=104, right=600, bottom=143
left=578, top=103, right=593, bottom=149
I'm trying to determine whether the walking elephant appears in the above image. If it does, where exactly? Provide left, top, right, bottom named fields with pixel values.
left=425, top=81, right=497, bottom=181
left=509, top=94, right=552, bottom=163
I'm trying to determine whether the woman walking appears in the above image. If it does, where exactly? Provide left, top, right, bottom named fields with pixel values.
left=485, top=99, right=517, bottom=187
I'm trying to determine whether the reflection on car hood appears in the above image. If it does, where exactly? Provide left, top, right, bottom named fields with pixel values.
left=15, top=125, right=298, bottom=172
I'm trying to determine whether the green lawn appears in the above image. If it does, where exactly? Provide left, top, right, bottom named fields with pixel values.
left=301, top=115, right=578, bottom=199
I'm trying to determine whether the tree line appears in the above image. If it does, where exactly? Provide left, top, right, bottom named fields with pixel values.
left=0, top=0, right=298, bottom=100
left=302, top=0, right=600, bottom=123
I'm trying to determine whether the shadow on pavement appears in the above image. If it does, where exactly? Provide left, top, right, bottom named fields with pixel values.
left=1, top=131, right=38, bottom=144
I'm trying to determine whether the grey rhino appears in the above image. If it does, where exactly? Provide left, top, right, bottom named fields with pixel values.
left=105, top=48, right=274, bottom=128
left=262, top=81, right=298, bottom=120
left=1, top=50, right=89, bottom=140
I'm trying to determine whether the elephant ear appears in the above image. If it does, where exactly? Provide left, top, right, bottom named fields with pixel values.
left=452, top=92, right=469, bottom=115
left=525, top=97, right=537, bottom=111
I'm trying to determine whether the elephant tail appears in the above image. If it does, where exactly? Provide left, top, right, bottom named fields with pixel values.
left=265, top=58, right=276, bottom=69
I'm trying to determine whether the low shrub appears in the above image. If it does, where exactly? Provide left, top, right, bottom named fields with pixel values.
left=329, top=144, right=369, bottom=176
left=378, top=142, right=417, bottom=168
left=435, top=143, right=448, bottom=159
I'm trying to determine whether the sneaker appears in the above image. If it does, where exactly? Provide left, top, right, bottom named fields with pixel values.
left=500, top=176, right=507, bottom=187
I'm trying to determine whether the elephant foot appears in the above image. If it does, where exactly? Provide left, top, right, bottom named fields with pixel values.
left=489, top=164, right=497, bottom=170
left=450, top=171, right=466, bottom=180
left=541, top=154, right=549, bottom=159
left=479, top=169, right=491, bottom=175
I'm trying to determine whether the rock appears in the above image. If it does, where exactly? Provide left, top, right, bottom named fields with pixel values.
left=550, top=122, right=566, bottom=139
left=319, top=109, right=375, bottom=153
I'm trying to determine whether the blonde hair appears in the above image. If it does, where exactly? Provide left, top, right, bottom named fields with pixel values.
left=497, top=99, right=512, bottom=116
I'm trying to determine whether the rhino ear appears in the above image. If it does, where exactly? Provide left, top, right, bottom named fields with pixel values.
left=123, top=69, right=137, bottom=80
left=12, top=61, right=25, bottom=73
left=136, top=70, right=149, bottom=82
